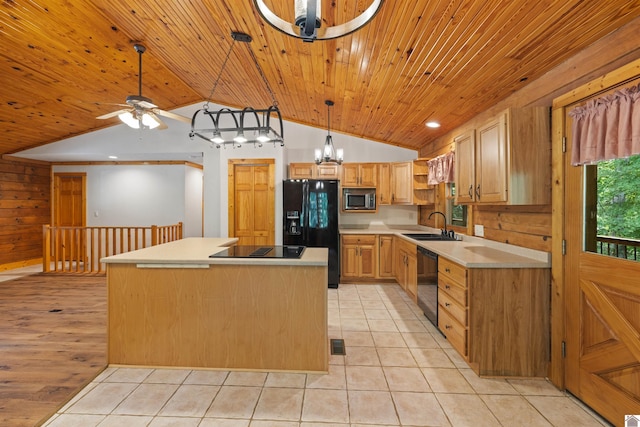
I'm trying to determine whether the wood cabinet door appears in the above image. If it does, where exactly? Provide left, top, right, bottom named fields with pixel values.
left=341, top=164, right=360, bottom=186
left=454, top=130, right=476, bottom=203
left=405, top=253, right=417, bottom=302
left=476, top=115, right=508, bottom=203
left=289, top=163, right=316, bottom=179
left=378, top=235, right=394, bottom=277
left=340, top=243, right=359, bottom=279
left=359, top=243, right=377, bottom=278
left=391, top=162, right=413, bottom=204
left=359, top=163, right=378, bottom=187
left=377, top=163, right=391, bottom=205
left=316, top=164, right=340, bottom=179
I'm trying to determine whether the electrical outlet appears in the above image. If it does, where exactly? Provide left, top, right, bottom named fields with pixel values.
left=474, top=224, right=484, bottom=237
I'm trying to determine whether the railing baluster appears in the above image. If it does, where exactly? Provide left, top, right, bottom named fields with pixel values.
left=42, top=223, right=182, bottom=275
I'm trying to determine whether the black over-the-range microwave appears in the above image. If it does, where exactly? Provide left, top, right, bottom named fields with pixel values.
left=342, top=187, right=376, bottom=211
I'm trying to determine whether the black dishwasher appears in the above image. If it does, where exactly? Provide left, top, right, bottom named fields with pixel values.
left=417, top=246, right=439, bottom=328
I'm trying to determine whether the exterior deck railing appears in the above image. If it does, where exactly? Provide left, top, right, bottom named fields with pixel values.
left=42, top=222, right=183, bottom=274
left=596, top=235, right=640, bottom=261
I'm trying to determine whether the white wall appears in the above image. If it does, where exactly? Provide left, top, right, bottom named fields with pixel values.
left=52, top=164, right=203, bottom=237
left=22, top=101, right=420, bottom=239
left=184, top=166, right=204, bottom=237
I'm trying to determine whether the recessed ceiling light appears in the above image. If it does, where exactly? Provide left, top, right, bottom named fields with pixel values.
left=426, top=121, right=440, bottom=128
left=108, top=155, right=118, bottom=159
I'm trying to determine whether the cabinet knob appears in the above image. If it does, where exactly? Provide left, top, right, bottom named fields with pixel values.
left=445, top=302, right=451, bottom=307
left=445, top=284, right=451, bottom=290
left=445, top=325, right=452, bottom=330
left=445, top=268, right=451, bottom=273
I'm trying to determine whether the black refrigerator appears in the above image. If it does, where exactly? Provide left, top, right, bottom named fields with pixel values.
left=283, top=179, right=340, bottom=288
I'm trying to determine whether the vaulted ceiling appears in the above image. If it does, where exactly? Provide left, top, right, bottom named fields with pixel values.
left=2, top=0, right=640, bottom=157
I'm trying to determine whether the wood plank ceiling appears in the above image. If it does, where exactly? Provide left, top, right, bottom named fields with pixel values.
left=2, top=0, right=640, bottom=156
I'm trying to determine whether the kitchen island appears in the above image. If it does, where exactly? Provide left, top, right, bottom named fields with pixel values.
left=102, top=238, right=328, bottom=373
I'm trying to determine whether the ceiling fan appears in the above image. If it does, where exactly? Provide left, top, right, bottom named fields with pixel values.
left=96, top=44, right=190, bottom=130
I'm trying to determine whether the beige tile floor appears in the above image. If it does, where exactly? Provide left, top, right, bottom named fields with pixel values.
left=42, top=283, right=612, bottom=427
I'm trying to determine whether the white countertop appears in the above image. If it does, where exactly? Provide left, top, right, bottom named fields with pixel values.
left=340, top=224, right=550, bottom=268
left=101, top=237, right=328, bottom=267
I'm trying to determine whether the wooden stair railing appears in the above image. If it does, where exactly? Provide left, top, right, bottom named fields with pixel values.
left=42, top=222, right=183, bottom=274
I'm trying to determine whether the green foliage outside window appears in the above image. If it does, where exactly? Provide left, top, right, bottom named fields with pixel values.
left=597, top=155, right=640, bottom=239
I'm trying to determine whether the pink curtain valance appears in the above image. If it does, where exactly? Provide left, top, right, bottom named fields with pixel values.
left=569, top=83, right=640, bottom=165
left=427, top=151, right=455, bottom=185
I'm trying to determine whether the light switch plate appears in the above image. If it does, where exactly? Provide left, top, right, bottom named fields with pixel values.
left=474, top=224, right=484, bottom=237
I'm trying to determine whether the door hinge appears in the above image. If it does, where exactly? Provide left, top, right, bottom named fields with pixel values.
left=561, top=341, right=566, bottom=358
left=562, top=239, right=566, bottom=255
left=562, top=136, right=567, bottom=153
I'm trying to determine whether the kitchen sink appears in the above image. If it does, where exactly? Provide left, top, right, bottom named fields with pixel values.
left=402, top=233, right=456, bottom=241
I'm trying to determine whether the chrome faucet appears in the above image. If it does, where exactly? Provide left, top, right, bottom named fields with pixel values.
left=428, top=211, right=448, bottom=234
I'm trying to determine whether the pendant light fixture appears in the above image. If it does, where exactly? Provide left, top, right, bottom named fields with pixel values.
left=253, top=0, right=384, bottom=42
left=315, top=100, right=343, bottom=164
left=189, top=32, right=284, bottom=148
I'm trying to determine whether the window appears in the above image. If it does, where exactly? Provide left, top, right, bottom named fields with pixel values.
left=446, top=182, right=467, bottom=227
left=584, top=155, right=640, bottom=261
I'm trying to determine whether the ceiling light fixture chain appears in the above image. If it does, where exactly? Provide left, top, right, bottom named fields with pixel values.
left=190, top=31, right=284, bottom=148
left=203, top=37, right=236, bottom=110
left=247, top=45, right=278, bottom=108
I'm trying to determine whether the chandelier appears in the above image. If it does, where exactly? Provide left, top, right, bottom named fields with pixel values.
left=189, top=32, right=284, bottom=148
left=253, top=0, right=384, bottom=42
left=315, top=100, right=343, bottom=164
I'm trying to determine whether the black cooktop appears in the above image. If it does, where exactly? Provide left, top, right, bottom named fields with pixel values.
left=209, top=245, right=306, bottom=259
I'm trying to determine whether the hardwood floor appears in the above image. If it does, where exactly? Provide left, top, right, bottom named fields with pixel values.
left=0, top=273, right=106, bottom=427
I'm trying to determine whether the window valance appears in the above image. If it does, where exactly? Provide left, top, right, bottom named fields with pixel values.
left=427, top=151, right=455, bottom=185
left=569, top=83, right=640, bottom=165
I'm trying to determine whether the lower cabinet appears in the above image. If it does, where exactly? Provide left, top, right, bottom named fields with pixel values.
left=378, top=235, right=395, bottom=278
left=438, top=256, right=550, bottom=377
left=340, top=235, right=377, bottom=280
left=394, top=237, right=417, bottom=303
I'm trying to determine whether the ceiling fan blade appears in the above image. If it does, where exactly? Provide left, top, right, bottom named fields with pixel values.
left=146, top=111, right=168, bottom=130
left=153, top=108, right=191, bottom=123
left=97, top=108, right=131, bottom=120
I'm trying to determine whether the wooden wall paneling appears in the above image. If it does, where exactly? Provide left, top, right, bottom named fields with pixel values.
left=474, top=206, right=552, bottom=252
left=0, top=158, right=51, bottom=268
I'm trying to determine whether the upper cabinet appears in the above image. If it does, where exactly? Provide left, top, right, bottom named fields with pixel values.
left=455, top=107, right=550, bottom=205
left=390, top=162, right=413, bottom=204
left=288, top=163, right=341, bottom=180
left=377, top=161, right=435, bottom=206
left=342, top=163, right=378, bottom=187
left=377, top=163, right=391, bottom=205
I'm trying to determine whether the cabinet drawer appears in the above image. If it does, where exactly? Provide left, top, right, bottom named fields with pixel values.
left=438, top=275, right=466, bottom=306
left=438, top=306, right=467, bottom=357
left=342, top=235, right=377, bottom=245
left=438, top=289, right=467, bottom=326
left=438, top=258, right=466, bottom=286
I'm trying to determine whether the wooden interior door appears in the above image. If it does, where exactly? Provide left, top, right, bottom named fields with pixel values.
left=564, top=107, right=640, bottom=426
left=228, top=159, right=275, bottom=246
left=53, top=173, right=86, bottom=261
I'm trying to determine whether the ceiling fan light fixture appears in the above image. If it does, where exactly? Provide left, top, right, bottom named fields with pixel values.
left=142, top=113, right=161, bottom=129
left=254, top=0, right=384, bottom=42
left=118, top=111, right=140, bottom=129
